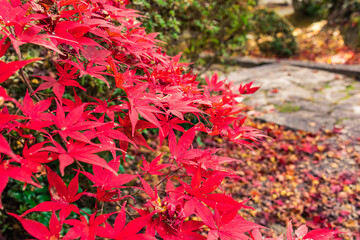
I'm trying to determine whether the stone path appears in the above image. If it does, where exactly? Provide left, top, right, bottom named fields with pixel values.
left=231, top=56, right=360, bottom=78
left=224, top=64, right=360, bottom=139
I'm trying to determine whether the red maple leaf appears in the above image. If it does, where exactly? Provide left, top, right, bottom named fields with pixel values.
left=34, top=73, right=85, bottom=102
left=2, top=21, right=61, bottom=54
left=80, top=158, right=135, bottom=190
left=63, top=212, right=115, bottom=240
left=40, top=139, right=117, bottom=176
left=238, top=81, right=261, bottom=95
left=168, top=127, right=196, bottom=161
left=156, top=114, right=187, bottom=145
left=52, top=102, right=103, bottom=144
left=180, top=169, right=244, bottom=217
left=117, top=116, right=153, bottom=160
left=163, top=92, right=203, bottom=120
left=204, top=72, right=226, bottom=92
left=63, top=58, right=110, bottom=86
left=20, top=91, right=53, bottom=130
left=21, top=167, right=83, bottom=220
left=204, top=204, right=262, bottom=240
left=126, top=82, right=164, bottom=136
left=84, top=120, right=134, bottom=160
left=181, top=148, right=240, bottom=172
left=0, top=151, right=41, bottom=209
left=9, top=211, right=62, bottom=240
left=0, top=137, right=42, bottom=209
left=0, top=58, right=41, bottom=83
left=108, top=56, right=125, bottom=89
left=96, top=202, right=156, bottom=239
left=0, top=35, right=10, bottom=57
left=88, top=96, right=126, bottom=122
left=140, top=154, right=170, bottom=176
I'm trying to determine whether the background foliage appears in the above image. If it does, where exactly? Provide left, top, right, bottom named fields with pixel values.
left=250, top=8, right=298, bottom=57
left=131, top=0, right=253, bottom=68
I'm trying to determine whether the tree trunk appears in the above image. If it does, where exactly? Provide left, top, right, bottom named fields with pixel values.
left=328, top=0, right=345, bottom=25
left=292, top=0, right=300, bottom=11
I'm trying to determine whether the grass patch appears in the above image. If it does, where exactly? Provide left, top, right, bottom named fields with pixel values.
left=323, top=83, right=331, bottom=89
left=275, top=103, right=301, bottom=113
left=335, top=117, right=349, bottom=125
left=345, top=85, right=355, bottom=92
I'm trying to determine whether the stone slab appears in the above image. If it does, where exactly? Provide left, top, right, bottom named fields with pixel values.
left=223, top=64, right=360, bottom=138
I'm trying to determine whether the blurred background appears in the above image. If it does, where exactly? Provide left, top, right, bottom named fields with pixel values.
left=131, top=0, right=360, bottom=71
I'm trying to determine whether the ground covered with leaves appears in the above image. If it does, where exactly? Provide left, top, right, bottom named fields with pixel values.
left=209, top=120, right=359, bottom=239
left=246, top=20, right=360, bottom=65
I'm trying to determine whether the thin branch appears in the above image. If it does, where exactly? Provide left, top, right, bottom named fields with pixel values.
left=8, top=27, right=42, bottom=101
left=155, top=167, right=181, bottom=187
left=16, top=54, right=42, bottom=102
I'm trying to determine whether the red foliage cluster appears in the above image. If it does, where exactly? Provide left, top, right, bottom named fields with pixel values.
left=0, top=0, right=343, bottom=239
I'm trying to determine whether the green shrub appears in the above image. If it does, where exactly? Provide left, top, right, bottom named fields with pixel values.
left=300, top=0, right=326, bottom=17
left=292, top=0, right=327, bottom=18
left=131, top=0, right=253, bottom=67
left=251, top=8, right=298, bottom=57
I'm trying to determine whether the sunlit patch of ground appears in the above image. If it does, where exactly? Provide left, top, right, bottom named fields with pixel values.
left=244, top=19, right=360, bottom=65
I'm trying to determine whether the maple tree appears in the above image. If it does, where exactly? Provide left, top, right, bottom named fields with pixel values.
left=0, top=0, right=344, bottom=239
